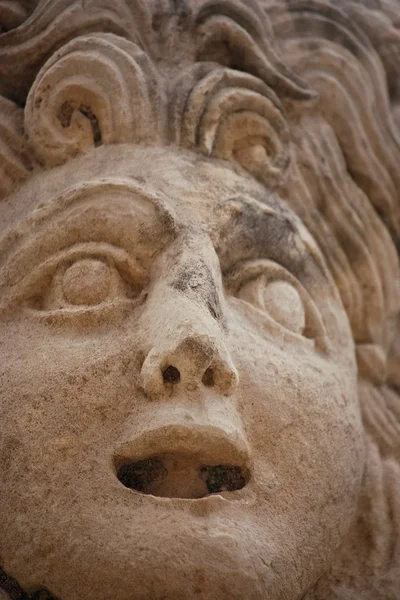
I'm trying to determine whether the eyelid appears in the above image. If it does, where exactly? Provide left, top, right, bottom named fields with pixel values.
left=225, top=259, right=329, bottom=351
left=225, top=259, right=295, bottom=293
left=3, top=242, right=147, bottom=311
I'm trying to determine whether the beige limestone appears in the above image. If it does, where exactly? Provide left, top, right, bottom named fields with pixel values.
left=0, top=1, right=399, bottom=599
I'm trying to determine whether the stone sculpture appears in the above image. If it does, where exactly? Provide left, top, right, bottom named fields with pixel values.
left=0, top=0, right=399, bottom=598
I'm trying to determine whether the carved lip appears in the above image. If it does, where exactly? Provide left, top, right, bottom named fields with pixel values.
left=114, top=424, right=251, bottom=468
left=114, top=424, right=251, bottom=500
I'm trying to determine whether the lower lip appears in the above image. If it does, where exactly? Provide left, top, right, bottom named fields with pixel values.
left=120, top=481, right=257, bottom=510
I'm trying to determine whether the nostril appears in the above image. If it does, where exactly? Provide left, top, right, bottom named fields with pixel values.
left=162, top=365, right=181, bottom=384
left=202, top=367, right=215, bottom=387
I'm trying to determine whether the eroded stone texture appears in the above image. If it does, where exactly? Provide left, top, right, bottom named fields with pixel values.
left=0, top=1, right=399, bottom=599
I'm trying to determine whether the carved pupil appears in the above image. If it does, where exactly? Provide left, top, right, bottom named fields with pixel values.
left=261, top=280, right=305, bottom=335
left=62, top=259, right=111, bottom=306
left=239, top=276, right=305, bottom=335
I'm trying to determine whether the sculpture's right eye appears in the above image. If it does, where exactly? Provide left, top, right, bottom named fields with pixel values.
left=41, top=257, right=128, bottom=310
left=21, top=243, right=145, bottom=317
left=62, top=259, right=111, bottom=306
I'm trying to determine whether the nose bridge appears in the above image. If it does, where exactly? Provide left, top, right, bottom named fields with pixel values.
left=139, top=244, right=238, bottom=398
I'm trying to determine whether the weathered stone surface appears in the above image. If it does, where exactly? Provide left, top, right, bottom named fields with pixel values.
left=0, top=1, right=399, bottom=599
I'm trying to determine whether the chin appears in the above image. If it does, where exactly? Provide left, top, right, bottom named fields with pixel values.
left=4, top=480, right=334, bottom=600
left=36, top=520, right=281, bottom=600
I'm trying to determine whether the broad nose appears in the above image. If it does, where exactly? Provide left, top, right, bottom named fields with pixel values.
left=140, top=328, right=239, bottom=397
left=138, top=243, right=239, bottom=398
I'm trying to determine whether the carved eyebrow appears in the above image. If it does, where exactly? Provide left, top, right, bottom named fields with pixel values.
left=216, top=194, right=328, bottom=283
left=0, top=177, right=178, bottom=268
left=25, top=177, right=177, bottom=229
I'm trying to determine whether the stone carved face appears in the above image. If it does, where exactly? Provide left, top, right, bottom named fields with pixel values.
left=1, top=0, right=400, bottom=598
left=0, top=144, right=364, bottom=599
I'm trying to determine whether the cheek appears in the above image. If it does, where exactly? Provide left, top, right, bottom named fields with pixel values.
left=229, top=322, right=364, bottom=512
left=0, top=322, right=143, bottom=452
left=0, top=323, right=147, bottom=537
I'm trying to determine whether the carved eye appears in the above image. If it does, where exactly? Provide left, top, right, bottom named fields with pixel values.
left=41, top=255, right=135, bottom=311
left=227, top=259, right=326, bottom=345
left=238, top=276, right=305, bottom=335
left=60, top=259, right=112, bottom=306
left=20, top=243, right=145, bottom=319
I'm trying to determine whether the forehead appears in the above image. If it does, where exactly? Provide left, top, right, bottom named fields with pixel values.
left=0, top=143, right=324, bottom=282
left=0, top=144, right=274, bottom=230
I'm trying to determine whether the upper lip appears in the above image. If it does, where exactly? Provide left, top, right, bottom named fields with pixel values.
left=114, top=423, right=251, bottom=468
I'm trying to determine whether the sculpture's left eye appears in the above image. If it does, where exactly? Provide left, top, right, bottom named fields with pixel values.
left=238, top=275, right=305, bottom=336
left=227, top=259, right=326, bottom=346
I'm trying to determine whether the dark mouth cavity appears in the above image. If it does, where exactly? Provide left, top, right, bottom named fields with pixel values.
left=116, top=453, right=248, bottom=499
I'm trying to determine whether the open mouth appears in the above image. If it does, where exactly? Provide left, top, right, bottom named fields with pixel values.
left=117, top=453, right=248, bottom=499
left=114, top=425, right=250, bottom=499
